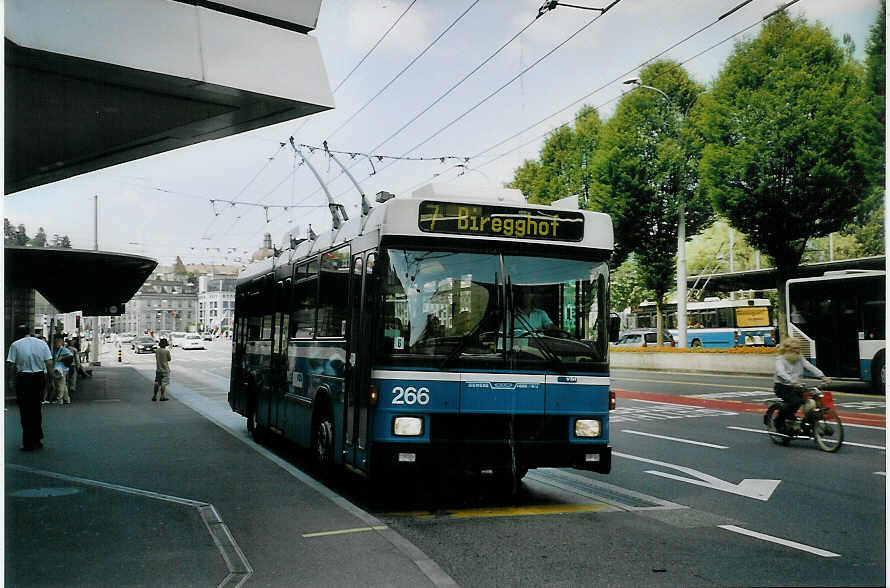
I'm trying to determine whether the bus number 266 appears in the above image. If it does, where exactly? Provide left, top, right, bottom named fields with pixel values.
left=391, top=386, right=430, bottom=405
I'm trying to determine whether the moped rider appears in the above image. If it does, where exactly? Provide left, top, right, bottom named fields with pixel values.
left=774, top=339, right=831, bottom=435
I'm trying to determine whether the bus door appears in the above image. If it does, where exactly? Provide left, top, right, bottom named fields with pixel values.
left=345, top=252, right=374, bottom=470
left=270, top=279, right=291, bottom=431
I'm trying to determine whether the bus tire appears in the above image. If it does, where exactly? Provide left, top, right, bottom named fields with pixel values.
left=691, top=339, right=702, bottom=348
left=872, top=351, right=885, bottom=394
left=312, top=401, right=335, bottom=476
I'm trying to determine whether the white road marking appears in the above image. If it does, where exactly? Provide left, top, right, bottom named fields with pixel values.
left=691, top=390, right=775, bottom=400
left=620, top=430, right=728, bottom=449
left=719, top=525, right=840, bottom=557
left=875, top=472, right=886, bottom=476
left=727, top=426, right=886, bottom=450
left=843, top=422, right=886, bottom=431
left=613, top=400, right=737, bottom=423
left=303, top=526, right=388, bottom=538
left=613, top=452, right=780, bottom=501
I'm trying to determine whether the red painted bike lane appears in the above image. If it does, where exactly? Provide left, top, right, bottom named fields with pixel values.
left=613, top=389, right=886, bottom=428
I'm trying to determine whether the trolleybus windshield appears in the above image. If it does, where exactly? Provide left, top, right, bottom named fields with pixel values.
left=378, top=248, right=608, bottom=370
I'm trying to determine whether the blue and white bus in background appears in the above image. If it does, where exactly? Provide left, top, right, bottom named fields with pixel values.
left=634, top=297, right=776, bottom=348
left=229, top=184, right=619, bottom=488
left=786, top=270, right=885, bottom=393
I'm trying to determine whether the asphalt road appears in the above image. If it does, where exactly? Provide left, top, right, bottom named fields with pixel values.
left=114, top=342, right=886, bottom=587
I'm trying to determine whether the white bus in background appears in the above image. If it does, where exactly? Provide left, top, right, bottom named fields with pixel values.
left=634, top=297, right=776, bottom=348
left=786, top=270, right=885, bottom=392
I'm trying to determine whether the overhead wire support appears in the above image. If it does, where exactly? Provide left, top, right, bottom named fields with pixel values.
left=537, top=1, right=613, bottom=18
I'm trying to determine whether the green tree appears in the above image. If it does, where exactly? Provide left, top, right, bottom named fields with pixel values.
left=591, top=60, right=712, bottom=339
left=695, top=12, right=868, bottom=338
left=610, top=256, right=655, bottom=316
left=30, top=227, right=47, bottom=247
left=4, top=218, right=16, bottom=245
left=508, top=106, right=603, bottom=206
left=844, top=0, right=885, bottom=255
left=14, top=224, right=29, bottom=246
left=60, top=235, right=72, bottom=248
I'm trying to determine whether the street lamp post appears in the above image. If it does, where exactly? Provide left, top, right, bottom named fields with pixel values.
left=624, top=78, right=688, bottom=348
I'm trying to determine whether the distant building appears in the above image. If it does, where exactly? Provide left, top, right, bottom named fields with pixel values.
left=119, top=266, right=198, bottom=334
left=198, top=276, right=236, bottom=334
left=251, top=233, right=275, bottom=262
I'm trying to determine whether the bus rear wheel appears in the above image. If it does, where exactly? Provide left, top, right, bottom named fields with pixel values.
left=312, top=411, right=335, bottom=475
left=872, top=352, right=885, bottom=394
left=691, top=339, right=702, bottom=348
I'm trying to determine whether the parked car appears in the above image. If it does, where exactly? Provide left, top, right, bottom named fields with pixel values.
left=181, top=333, right=205, bottom=350
left=202, top=332, right=214, bottom=341
left=170, top=332, right=188, bottom=347
left=133, top=336, right=158, bottom=354
left=118, top=333, right=135, bottom=344
left=613, top=328, right=675, bottom=348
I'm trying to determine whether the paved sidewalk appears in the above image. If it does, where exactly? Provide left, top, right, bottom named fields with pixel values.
left=5, top=364, right=454, bottom=587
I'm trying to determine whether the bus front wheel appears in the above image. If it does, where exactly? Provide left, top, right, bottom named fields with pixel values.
left=691, top=339, right=702, bottom=348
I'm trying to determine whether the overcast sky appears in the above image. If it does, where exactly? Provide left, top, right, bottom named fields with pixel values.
left=3, top=0, right=881, bottom=267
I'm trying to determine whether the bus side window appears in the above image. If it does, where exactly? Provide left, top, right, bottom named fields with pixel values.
left=291, top=277, right=317, bottom=338
left=247, top=315, right=261, bottom=340
left=318, top=246, right=350, bottom=338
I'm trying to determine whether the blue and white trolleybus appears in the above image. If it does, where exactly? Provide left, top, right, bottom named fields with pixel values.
left=229, top=184, right=618, bottom=486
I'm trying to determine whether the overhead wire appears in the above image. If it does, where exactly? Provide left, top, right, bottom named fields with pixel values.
left=288, top=0, right=420, bottom=139
left=323, top=0, right=482, bottom=142
left=293, top=0, right=626, bottom=214
left=468, top=0, right=782, bottom=172
left=396, top=0, right=771, bottom=190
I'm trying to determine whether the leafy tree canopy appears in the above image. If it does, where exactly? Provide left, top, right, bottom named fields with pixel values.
left=508, top=105, right=603, bottom=206
left=695, top=11, right=869, bottom=336
left=590, top=59, right=712, bottom=281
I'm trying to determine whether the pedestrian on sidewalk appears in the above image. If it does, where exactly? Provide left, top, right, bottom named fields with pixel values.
left=50, top=335, right=74, bottom=404
left=66, top=337, right=81, bottom=396
left=153, top=338, right=172, bottom=402
left=6, top=325, right=54, bottom=450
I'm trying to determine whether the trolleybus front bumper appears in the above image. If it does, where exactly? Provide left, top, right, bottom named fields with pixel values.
left=372, top=441, right=611, bottom=475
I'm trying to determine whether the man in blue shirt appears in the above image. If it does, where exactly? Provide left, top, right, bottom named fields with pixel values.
left=7, top=325, right=53, bottom=450
left=514, top=290, right=554, bottom=332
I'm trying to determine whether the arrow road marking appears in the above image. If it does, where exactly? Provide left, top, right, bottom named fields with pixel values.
left=612, top=451, right=780, bottom=501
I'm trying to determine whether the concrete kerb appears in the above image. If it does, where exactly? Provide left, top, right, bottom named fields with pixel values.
left=610, top=351, right=775, bottom=376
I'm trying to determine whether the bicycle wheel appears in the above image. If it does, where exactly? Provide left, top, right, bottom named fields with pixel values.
left=813, top=409, right=843, bottom=452
left=764, top=404, right=790, bottom=445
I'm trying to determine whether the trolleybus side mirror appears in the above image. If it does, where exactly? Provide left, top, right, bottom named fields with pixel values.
left=609, top=314, right=620, bottom=343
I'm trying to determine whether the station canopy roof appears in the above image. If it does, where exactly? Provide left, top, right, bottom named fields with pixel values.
left=5, top=246, right=157, bottom=315
left=689, top=256, right=886, bottom=294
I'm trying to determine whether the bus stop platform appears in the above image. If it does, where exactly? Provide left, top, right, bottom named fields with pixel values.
left=5, top=364, right=455, bottom=587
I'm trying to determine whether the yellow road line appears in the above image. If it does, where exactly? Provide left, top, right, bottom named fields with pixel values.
left=387, top=504, right=610, bottom=520
left=302, top=525, right=388, bottom=538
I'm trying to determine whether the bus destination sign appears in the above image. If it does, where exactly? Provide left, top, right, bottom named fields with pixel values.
left=418, top=201, right=584, bottom=242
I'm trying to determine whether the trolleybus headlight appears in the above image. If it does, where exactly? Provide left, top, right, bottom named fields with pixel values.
left=393, top=416, right=424, bottom=436
left=575, top=418, right=601, bottom=438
